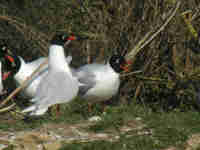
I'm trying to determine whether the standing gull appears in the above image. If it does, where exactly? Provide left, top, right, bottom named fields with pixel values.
left=22, top=33, right=79, bottom=116
left=75, top=50, right=131, bottom=107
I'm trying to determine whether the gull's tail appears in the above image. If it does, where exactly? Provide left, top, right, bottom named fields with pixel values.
left=22, top=105, right=36, bottom=113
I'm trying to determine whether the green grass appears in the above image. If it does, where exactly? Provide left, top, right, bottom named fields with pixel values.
left=58, top=102, right=200, bottom=149
left=0, top=98, right=105, bottom=131
left=60, top=136, right=157, bottom=150
left=4, top=100, right=189, bottom=150
left=1, top=99, right=200, bottom=149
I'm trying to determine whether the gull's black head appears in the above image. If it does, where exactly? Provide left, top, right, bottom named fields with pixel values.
left=0, top=44, right=21, bottom=79
left=109, top=50, right=132, bottom=73
left=109, top=31, right=132, bottom=73
left=0, top=44, right=20, bottom=81
left=0, top=44, right=16, bottom=74
left=50, top=33, right=77, bottom=47
left=109, top=54, right=127, bottom=73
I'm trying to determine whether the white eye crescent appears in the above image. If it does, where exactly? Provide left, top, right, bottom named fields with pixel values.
left=62, top=35, right=67, bottom=41
left=2, top=46, right=6, bottom=51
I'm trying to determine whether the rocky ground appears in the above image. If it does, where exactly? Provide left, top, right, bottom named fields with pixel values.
left=0, top=116, right=146, bottom=150
left=0, top=115, right=200, bottom=150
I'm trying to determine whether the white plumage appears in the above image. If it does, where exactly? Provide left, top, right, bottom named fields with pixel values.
left=76, top=63, right=120, bottom=103
left=4, top=54, right=72, bottom=98
left=22, top=39, right=79, bottom=115
left=14, top=57, right=48, bottom=98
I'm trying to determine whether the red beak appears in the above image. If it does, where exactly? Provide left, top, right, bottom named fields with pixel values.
left=67, top=35, right=76, bottom=41
left=126, top=60, right=132, bottom=65
left=2, top=72, right=11, bottom=80
left=120, top=65, right=129, bottom=72
left=6, top=55, right=14, bottom=63
left=120, top=60, right=132, bottom=72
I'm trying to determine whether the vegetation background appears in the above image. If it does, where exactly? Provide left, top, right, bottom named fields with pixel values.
left=0, top=0, right=199, bottom=111
left=1, top=0, right=200, bottom=149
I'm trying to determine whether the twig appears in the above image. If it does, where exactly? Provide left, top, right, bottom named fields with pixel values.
left=133, top=75, right=168, bottom=82
left=181, top=10, right=198, bottom=39
left=120, top=70, right=143, bottom=77
left=86, top=40, right=91, bottom=64
left=0, top=103, right=16, bottom=113
left=125, top=1, right=181, bottom=61
left=125, top=31, right=152, bottom=60
left=0, top=60, right=48, bottom=108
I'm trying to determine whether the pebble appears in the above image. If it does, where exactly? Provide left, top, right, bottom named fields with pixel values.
left=88, top=116, right=102, bottom=122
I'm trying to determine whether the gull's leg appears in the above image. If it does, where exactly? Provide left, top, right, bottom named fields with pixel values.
left=56, top=104, right=60, bottom=117
left=88, top=103, right=92, bottom=113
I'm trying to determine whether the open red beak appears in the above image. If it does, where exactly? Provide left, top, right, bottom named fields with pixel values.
left=5, top=55, right=15, bottom=63
left=64, top=35, right=77, bottom=47
left=120, top=60, right=132, bottom=72
left=67, top=35, right=76, bottom=41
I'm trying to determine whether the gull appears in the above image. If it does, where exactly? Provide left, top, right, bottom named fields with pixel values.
left=22, top=33, right=79, bottom=116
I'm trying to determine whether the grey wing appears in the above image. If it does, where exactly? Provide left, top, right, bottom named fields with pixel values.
left=65, top=55, right=76, bottom=76
left=35, top=71, right=79, bottom=108
left=65, top=55, right=72, bottom=64
left=75, top=68, right=96, bottom=96
left=70, top=67, right=77, bottom=77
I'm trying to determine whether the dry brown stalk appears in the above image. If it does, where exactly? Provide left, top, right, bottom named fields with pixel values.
left=125, top=1, right=181, bottom=62
left=0, top=103, right=16, bottom=113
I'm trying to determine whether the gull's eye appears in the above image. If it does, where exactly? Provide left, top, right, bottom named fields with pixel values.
left=115, top=59, right=120, bottom=64
left=62, top=35, right=67, bottom=41
left=2, top=46, right=6, bottom=51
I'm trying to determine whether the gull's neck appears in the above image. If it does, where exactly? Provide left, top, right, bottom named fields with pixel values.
left=49, top=45, right=71, bottom=73
left=106, top=62, right=119, bottom=75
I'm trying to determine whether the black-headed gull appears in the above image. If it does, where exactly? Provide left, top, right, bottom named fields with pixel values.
left=75, top=51, right=131, bottom=106
left=22, top=33, right=79, bottom=116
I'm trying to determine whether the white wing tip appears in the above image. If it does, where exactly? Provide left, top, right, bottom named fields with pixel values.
left=22, top=106, right=48, bottom=116
left=30, top=107, right=48, bottom=116
left=30, top=98, right=38, bottom=103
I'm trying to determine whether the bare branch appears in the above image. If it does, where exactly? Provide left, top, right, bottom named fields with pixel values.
left=125, top=1, right=181, bottom=61
left=0, top=103, right=15, bottom=113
